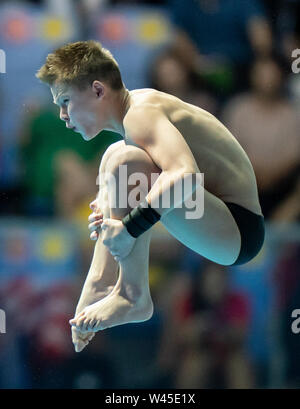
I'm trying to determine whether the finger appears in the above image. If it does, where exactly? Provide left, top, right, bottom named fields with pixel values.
left=88, top=212, right=103, bottom=222
left=89, top=199, right=98, bottom=210
left=88, top=213, right=103, bottom=223
left=88, top=213, right=97, bottom=222
left=88, top=220, right=102, bottom=232
left=90, top=231, right=99, bottom=241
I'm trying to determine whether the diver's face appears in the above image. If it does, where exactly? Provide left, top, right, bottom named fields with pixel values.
left=51, top=82, right=105, bottom=141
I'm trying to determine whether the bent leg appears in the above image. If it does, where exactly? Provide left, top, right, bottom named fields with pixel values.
left=71, top=141, right=242, bottom=333
left=105, top=142, right=161, bottom=299
left=160, top=187, right=242, bottom=265
left=71, top=142, right=160, bottom=332
left=104, top=142, right=241, bottom=266
left=70, top=145, right=124, bottom=349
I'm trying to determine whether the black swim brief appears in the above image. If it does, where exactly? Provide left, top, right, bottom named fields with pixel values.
left=224, top=202, right=265, bottom=266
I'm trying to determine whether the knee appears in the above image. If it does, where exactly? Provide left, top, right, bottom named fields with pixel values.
left=105, top=146, right=160, bottom=214
left=107, top=145, right=161, bottom=189
left=104, top=141, right=125, bottom=158
left=99, top=141, right=125, bottom=173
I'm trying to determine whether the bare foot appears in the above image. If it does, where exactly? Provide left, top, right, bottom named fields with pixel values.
left=72, top=285, right=115, bottom=352
left=71, top=327, right=95, bottom=353
left=69, top=288, right=153, bottom=333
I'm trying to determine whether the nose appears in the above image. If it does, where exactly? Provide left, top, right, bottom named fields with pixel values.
left=60, top=107, right=69, bottom=123
left=60, top=111, right=74, bottom=129
left=65, top=122, right=74, bottom=129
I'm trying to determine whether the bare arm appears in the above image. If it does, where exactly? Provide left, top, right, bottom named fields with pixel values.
left=124, top=108, right=202, bottom=217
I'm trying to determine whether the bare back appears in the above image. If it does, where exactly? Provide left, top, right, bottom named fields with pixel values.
left=125, top=88, right=262, bottom=216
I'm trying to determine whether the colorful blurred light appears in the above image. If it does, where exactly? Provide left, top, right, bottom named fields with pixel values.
left=38, top=233, right=68, bottom=261
left=1, top=12, right=32, bottom=44
left=39, top=16, right=72, bottom=42
left=98, top=14, right=129, bottom=43
left=137, top=16, right=168, bottom=45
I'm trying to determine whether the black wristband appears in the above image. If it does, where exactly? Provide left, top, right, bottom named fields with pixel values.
left=122, top=201, right=161, bottom=238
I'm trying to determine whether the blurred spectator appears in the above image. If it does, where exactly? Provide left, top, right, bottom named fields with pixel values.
left=222, top=57, right=300, bottom=221
left=168, top=0, right=273, bottom=96
left=1, top=0, right=300, bottom=391
left=30, top=328, right=115, bottom=388
left=157, top=263, right=254, bottom=388
left=0, top=277, right=75, bottom=388
left=149, top=50, right=218, bottom=114
left=19, top=104, right=121, bottom=218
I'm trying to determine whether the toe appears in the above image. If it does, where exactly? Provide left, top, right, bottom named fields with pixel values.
left=69, top=311, right=84, bottom=326
left=70, top=316, right=84, bottom=331
left=95, top=319, right=103, bottom=330
left=87, top=333, right=95, bottom=341
left=75, top=339, right=87, bottom=352
left=77, top=310, right=85, bottom=318
left=86, top=320, right=94, bottom=332
left=82, top=318, right=91, bottom=332
left=77, top=314, right=89, bottom=330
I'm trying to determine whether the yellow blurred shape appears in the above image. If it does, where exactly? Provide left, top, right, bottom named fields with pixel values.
left=39, top=233, right=67, bottom=261
left=41, top=17, right=70, bottom=41
left=137, top=16, right=168, bottom=44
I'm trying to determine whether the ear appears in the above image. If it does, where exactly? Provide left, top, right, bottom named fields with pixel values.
left=92, top=80, right=104, bottom=98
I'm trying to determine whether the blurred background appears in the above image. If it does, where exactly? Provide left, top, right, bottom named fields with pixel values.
left=0, top=0, right=300, bottom=389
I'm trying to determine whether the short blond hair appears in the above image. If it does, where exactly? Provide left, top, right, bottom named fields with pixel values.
left=36, top=40, right=124, bottom=91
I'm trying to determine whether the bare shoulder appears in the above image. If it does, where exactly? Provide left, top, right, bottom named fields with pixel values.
left=123, top=88, right=179, bottom=132
left=124, top=102, right=162, bottom=120
left=123, top=103, right=165, bottom=146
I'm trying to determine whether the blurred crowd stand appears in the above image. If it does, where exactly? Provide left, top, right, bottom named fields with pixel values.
left=0, top=0, right=300, bottom=389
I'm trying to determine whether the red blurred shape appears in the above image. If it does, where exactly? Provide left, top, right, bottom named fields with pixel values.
left=98, top=15, right=129, bottom=43
left=2, top=12, right=32, bottom=44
